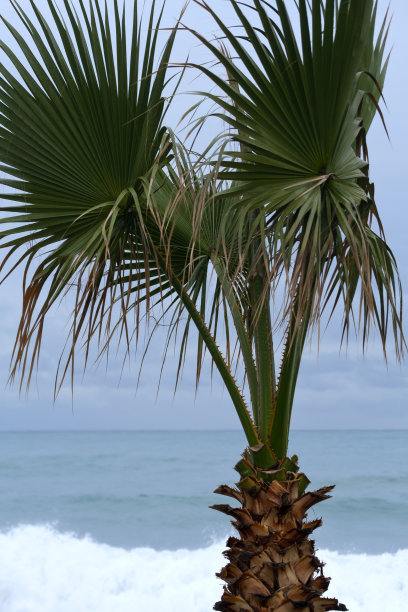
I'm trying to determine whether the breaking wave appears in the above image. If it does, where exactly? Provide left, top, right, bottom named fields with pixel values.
left=0, top=524, right=406, bottom=611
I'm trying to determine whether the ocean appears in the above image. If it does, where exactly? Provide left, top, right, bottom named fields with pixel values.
left=0, top=430, right=406, bottom=611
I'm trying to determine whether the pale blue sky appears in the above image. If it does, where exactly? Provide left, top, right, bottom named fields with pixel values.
left=0, top=0, right=407, bottom=431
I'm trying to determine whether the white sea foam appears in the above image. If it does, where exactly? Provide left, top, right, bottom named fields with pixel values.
left=0, top=525, right=407, bottom=612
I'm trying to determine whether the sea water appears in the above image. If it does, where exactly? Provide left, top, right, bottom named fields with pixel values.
left=0, top=430, right=406, bottom=611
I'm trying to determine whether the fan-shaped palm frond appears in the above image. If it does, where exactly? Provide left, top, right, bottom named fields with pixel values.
left=0, top=1, right=260, bottom=445
left=0, top=0, right=181, bottom=388
left=189, top=0, right=403, bottom=359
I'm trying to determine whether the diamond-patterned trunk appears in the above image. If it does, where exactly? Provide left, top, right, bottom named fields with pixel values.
left=212, top=452, right=347, bottom=612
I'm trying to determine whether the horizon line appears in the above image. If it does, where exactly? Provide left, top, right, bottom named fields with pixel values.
left=0, top=428, right=407, bottom=433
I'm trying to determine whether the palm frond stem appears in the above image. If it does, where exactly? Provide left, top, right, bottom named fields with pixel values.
left=155, top=248, right=260, bottom=447
left=269, top=297, right=311, bottom=457
left=211, top=251, right=260, bottom=425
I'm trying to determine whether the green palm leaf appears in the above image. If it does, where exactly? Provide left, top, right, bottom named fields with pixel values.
left=0, top=0, right=179, bottom=388
left=190, top=0, right=403, bottom=359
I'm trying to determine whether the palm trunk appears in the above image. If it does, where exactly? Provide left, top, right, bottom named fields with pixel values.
left=212, top=450, right=347, bottom=612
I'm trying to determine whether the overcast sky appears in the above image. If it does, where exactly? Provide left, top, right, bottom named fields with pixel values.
left=0, top=0, right=407, bottom=431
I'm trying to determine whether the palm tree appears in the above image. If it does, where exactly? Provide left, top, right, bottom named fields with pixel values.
left=0, top=1, right=403, bottom=611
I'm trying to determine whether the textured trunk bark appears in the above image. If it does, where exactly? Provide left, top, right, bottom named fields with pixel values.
left=212, top=453, right=347, bottom=612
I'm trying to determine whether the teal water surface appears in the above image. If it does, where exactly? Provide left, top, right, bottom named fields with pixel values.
left=0, top=430, right=406, bottom=553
